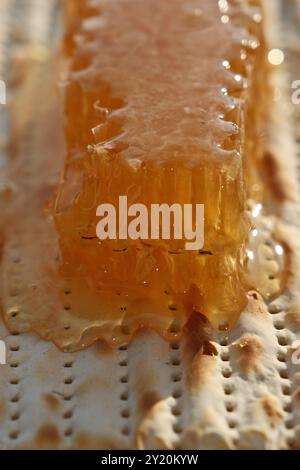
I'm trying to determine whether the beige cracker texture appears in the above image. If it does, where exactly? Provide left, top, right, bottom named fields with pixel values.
left=0, top=0, right=300, bottom=450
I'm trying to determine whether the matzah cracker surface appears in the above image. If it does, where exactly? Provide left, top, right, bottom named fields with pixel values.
left=0, top=0, right=300, bottom=450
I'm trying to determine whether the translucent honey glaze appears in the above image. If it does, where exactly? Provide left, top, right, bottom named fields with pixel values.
left=53, top=0, right=271, bottom=334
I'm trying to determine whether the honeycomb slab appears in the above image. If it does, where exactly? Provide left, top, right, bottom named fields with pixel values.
left=52, top=0, right=271, bottom=334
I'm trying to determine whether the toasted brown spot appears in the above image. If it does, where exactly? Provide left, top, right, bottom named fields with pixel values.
left=183, top=312, right=213, bottom=358
left=183, top=312, right=216, bottom=390
left=286, top=300, right=300, bottom=331
left=261, top=395, right=283, bottom=426
left=250, top=291, right=259, bottom=300
left=36, top=424, right=60, bottom=448
left=260, top=151, right=290, bottom=203
left=43, top=393, right=60, bottom=410
left=77, top=376, right=106, bottom=395
left=232, top=335, right=264, bottom=374
left=293, top=387, right=300, bottom=405
left=286, top=312, right=300, bottom=331
left=138, top=390, right=161, bottom=417
left=277, top=231, right=299, bottom=291
left=246, top=291, right=268, bottom=318
left=186, top=354, right=216, bottom=390
left=93, top=339, right=112, bottom=357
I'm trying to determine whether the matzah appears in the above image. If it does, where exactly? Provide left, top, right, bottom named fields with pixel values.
left=0, top=0, right=300, bottom=450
